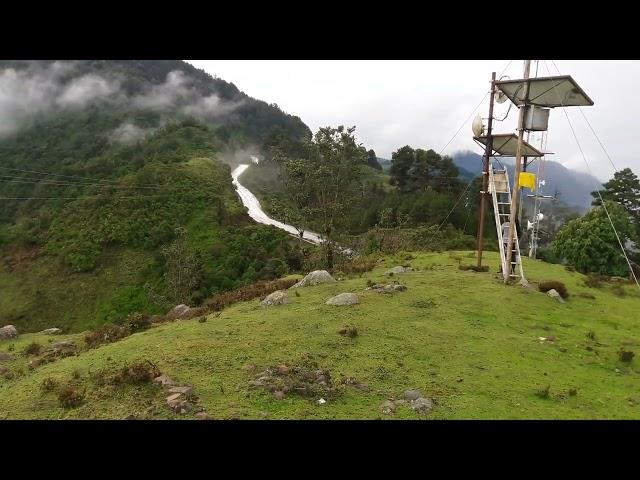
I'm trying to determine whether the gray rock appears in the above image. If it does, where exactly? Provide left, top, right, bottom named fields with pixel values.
left=168, top=385, right=193, bottom=396
left=153, top=374, right=177, bottom=387
left=546, top=289, right=565, bottom=303
left=40, top=328, right=62, bottom=335
left=326, top=292, right=359, bottom=306
left=291, top=270, right=336, bottom=288
left=50, top=340, right=74, bottom=350
left=404, top=389, right=423, bottom=401
left=195, top=412, right=210, bottom=420
left=393, top=284, right=408, bottom=292
left=381, top=400, right=396, bottom=415
left=0, top=325, right=18, bottom=341
left=167, top=304, right=191, bottom=320
left=410, top=397, right=433, bottom=414
left=261, top=290, right=291, bottom=306
left=385, top=266, right=412, bottom=275
left=0, top=352, right=12, bottom=362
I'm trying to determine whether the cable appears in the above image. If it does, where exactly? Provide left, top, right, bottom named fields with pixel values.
left=549, top=60, right=619, bottom=172
left=0, top=165, right=164, bottom=189
left=543, top=60, right=639, bottom=288
left=0, top=176, right=163, bottom=190
left=436, top=60, right=514, bottom=157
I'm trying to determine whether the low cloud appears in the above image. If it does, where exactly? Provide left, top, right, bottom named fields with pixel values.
left=108, top=122, right=153, bottom=145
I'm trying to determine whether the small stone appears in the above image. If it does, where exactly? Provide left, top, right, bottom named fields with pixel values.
left=51, top=340, right=74, bottom=350
left=381, top=400, right=396, bottom=414
left=40, top=328, right=62, bottom=335
left=0, top=352, right=12, bottom=362
left=168, top=385, right=193, bottom=396
left=166, top=392, right=183, bottom=404
left=410, top=397, right=433, bottom=414
left=385, top=266, right=412, bottom=275
left=195, top=412, right=210, bottom=420
left=273, top=390, right=285, bottom=400
left=317, top=398, right=326, bottom=405
left=167, top=304, right=191, bottom=320
left=0, top=366, right=8, bottom=375
left=404, top=389, right=423, bottom=401
left=546, top=289, right=565, bottom=303
left=153, top=374, right=177, bottom=387
left=121, top=414, right=136, bottom=420
left=393, top=284, right=408, bottom=292
left=277, top=364, right=290, bottom=375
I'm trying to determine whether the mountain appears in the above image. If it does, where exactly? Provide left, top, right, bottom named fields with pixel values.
left=0, top=60, right=312, bottom=333
left=453, top=150, right=601, bottom=211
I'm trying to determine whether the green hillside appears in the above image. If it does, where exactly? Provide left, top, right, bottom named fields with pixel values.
left=0, top=61, right=311, bottom=333
left=1, top=251, right=638, bottom=420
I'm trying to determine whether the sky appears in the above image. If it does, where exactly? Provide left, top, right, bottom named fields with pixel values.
left=187, top=60, right=639, bottom=182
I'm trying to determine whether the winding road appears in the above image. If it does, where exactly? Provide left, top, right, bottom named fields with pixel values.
left=231, top=163, right=324, bottom=245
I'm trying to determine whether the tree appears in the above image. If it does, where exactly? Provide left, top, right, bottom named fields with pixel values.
left=389, top=146, right=415, bottom=192
left=281, top=126, right=366, bottom=268
left=161, top=227, right=203, bottom=304
left=366, top=149, right=382, bottom=170
left=591, top=168, right=640, bottom=236
left=552, top=201, right=634, bottom=276
left=389, top=146, right=460, bottom=193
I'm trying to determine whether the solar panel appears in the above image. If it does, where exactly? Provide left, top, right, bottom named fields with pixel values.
left=474, top=134, right=545, bottom=157
left=495, top=75, right=593, bottom=107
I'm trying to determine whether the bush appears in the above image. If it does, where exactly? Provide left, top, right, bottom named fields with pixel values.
left=112, top=360, right=160, bottom=385
left=124, top=312, right=152, bottom=332
left=536, top=248, right=562, bottom=265
left=584, top=273, right=605, bottom=289
left=40, top=377, right=59, bottom=393
left=85, top=324, right=132, bottom=349
left=619, top=349, right=635, bottom=363
left=338, top=325, right=358, bottom=338
left=22, top=342, right=43, bottom=356
left=538, top=281, right=569, bottom=299
left=58, top=384, right=85, bottom=408
left=203, top=277, right=297, bottom=312
left=611, top=285, right=626, bottom=297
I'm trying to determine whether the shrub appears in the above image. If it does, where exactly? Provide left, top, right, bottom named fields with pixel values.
left=85, top=324, right=132, bottom=349
left=338, top=325, right=358, bottom=338
left=112, top=360, right=160, bottom=385
left=619, top=349, right=635, bottom=363
left=535, top=385, right=550, bottom=399
left=124, top=312, right=152, bottom=332
left=40, top=377, right=59, bottom=393
left=538, top=281, right=569, bottom=299
left=565, top=265, right=576, bottom=272
left=584, top=273, right=605, bottom=288
left=586, top=331, right=596, bottom=341
left=22, top=342, right=43, bottom=356
left=58, top=384, right=85, bottom=408
left=203, top=277, right=297, bottom=312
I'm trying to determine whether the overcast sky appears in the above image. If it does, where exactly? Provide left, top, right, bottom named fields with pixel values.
left=188, top=60, right=637, bottom=182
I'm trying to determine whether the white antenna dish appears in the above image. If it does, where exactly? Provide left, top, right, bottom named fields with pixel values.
left=527, top=220, right=534, bottom=231
left=537, top=213, right=544, bottom=221
left=495, top=90, right=508, bottom=104
left=472, top=114, right=484, bottom=137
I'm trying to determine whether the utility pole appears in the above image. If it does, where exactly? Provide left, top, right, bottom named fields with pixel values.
left=476, top=71, right=496, bottom=268
left=504, top=60, right=531, bottom=283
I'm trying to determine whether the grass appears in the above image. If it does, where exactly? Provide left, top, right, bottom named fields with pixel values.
left=1, top=251, right=639, bottom=419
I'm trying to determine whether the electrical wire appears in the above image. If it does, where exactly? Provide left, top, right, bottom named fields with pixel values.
left=543, top=60, right=639, bottom=288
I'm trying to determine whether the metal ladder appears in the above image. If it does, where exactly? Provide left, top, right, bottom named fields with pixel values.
left=488, top=164, right=525, bottom=281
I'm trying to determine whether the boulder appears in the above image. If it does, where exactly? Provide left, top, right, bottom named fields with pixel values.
left=381, top=400, right=396, bottom=415
left=40, top=328, right=62, bottom=335
left=0, top=325, right=18, bottom=341
left=167, top=304, right=191, bottom=320
left=404, top=389, right=423, bottom=401
left=291, top=270, right=336, bottom=288
left=326, top=293, right=359, bottom=306
left=385, top=266, right=412, bottom=275
left=546, top=289, right=565, bottom=303
left=410, top=397, right=433, bottom=414
left=261, top=290, right=291, bottom=306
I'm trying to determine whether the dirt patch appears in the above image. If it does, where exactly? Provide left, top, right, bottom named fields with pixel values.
left=2, top=244, right=40, bottom=272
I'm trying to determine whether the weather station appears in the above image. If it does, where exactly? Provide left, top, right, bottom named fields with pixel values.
left=472, top=61, right=594, bottom=284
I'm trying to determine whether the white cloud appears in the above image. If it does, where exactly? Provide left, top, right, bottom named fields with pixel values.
left=56, top=74, right=120, bottom=108
left=108, top=122, right=152, bottom=145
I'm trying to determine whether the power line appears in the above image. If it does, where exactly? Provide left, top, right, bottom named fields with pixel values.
left=543, top=60, right=639, bottom=289
left=550, top=60, right=619, bottom=173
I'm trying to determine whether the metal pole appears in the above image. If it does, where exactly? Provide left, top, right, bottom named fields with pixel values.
left=504, top=60, right=531, bottom=283
left=476, top=71, right=496, bottom=268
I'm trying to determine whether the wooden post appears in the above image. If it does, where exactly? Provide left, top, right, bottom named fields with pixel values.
left=504, top=60, right=531, bottom=283
left=476, top=72, right=496, bottom=268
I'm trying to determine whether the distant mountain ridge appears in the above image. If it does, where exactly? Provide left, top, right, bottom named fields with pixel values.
left=453, top=150, right=601, bottom=211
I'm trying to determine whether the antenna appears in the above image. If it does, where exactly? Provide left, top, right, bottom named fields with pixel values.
left=472, top=114, right=484, bottom=137
left=495, top=90, right=508, bottom=104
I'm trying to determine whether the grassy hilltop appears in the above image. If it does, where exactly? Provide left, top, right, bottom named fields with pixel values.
left=1, top=251, right=638, bottom=420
